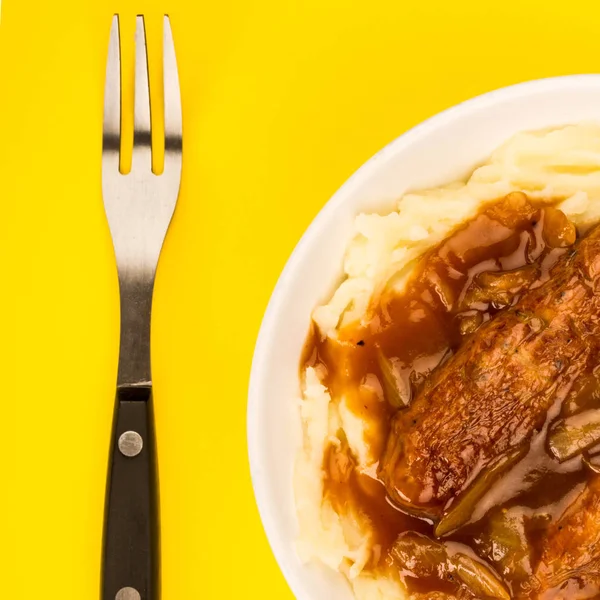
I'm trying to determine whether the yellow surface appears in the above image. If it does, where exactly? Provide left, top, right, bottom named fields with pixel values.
left=1, top=0, right=600, bottom=598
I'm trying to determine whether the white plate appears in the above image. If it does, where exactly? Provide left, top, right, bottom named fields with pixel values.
left=247, top=74, right=600, bottom=600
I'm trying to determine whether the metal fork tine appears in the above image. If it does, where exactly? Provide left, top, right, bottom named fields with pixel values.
left=163, top=16, right=182, bottom=173
left=133, top=15, right=152, bottom=170
left=103, top=15, right=121, bottom=170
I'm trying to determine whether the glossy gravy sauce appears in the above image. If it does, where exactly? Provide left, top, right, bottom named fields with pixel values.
left=301, top=193, right=600, bottom=598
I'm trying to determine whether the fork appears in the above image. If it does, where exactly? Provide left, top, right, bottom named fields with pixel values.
left=101, top=14, right=182, bottom=600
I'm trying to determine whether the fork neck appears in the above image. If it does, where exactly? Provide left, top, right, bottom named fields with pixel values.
left=116, top=273, right=155, bottom=388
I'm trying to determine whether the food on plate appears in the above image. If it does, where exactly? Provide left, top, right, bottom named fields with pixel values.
left=295, top=124, right=600, bottom=599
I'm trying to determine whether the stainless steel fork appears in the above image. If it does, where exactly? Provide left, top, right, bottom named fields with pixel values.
left=101, top=14, right=182, bottom=600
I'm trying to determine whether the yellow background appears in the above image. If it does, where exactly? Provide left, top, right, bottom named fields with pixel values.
left=1, top=0, right=599, bottom=598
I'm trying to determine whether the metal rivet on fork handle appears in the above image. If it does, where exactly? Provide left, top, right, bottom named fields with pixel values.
left=115, top=588, right=141, bottom=600
left=118, top=431, right=143, bottom=457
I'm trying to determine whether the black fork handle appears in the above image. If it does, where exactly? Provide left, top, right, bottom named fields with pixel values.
left=102, top=386, right=159, bottom=600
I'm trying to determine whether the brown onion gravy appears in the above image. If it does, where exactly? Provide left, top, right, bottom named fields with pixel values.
left=301, top=193, right=600, bottom=598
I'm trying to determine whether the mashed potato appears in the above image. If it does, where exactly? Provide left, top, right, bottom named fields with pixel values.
left=295, top=123, right=600, bottom=600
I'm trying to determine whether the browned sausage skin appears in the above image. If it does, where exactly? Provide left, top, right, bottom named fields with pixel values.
left=533, top=475, right=600, bottom=598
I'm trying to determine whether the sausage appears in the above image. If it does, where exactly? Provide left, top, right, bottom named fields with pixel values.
left=379, top=224, right=600, bottom=518
left=533, top=475, right=600, bottom=598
